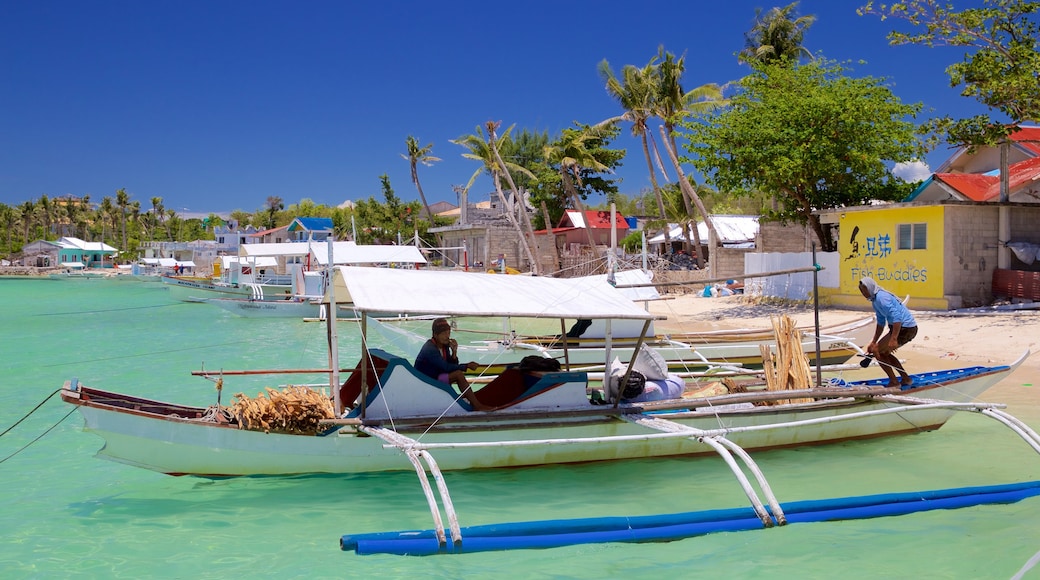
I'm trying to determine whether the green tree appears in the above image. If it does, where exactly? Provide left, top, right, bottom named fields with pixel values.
left=739, top=2, right=816, bottom=66
left=860, top=0, right=1040, bottom=145
left=683, top=58, right=926, bottom=252
left=401, top=136, right=440, bottom=221
left=540, top=123, right=623, bottom=249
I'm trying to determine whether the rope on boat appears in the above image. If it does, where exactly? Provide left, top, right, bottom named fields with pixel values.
left=0, top=389, right=60, bottom=437
left=0, top=407, right=75, bottom=466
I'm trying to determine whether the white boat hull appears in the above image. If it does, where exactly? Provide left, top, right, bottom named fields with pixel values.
left=62, top=350, right=1025, bottom=477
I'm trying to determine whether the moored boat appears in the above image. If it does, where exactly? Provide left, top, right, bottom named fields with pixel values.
left=61, top=266, right=1030, bottom=477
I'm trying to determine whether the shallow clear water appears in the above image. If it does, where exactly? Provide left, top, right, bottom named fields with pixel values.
left=2, top=277, right=1040, bottom=579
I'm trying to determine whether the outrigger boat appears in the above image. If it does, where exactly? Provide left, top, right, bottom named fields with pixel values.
left=63, top=265, right=1031, bottom=476
left=61, top=266, right=1037, bottom=552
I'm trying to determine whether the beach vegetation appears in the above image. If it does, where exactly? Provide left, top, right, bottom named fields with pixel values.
left=452, top=122, right=540, bottom=272
left=739, top=2, right=816, bottom=66
left=681, top=57, right=927, bottom=252
left=860, top=0, right=1040, bottom=147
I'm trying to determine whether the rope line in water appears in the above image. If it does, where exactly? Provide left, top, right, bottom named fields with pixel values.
left=0, top=389, right=59, bottom=437
left=0, top=408, right=75, bottom=466
left=35, top=339, right=255, bottom=368
left=36, top=302, right=188, bottom=316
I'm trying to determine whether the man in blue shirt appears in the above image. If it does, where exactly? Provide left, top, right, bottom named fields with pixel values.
left=859, top=277, right=919, bottom=388
left=414, top=318, right=491, bottom=411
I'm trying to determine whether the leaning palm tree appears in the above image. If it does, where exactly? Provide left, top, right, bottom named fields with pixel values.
left=401, top=136, right=440, bottom=222
left=598, top=57, right=671, bottom=226
left=451, top=123, right=539, bottom=273
left=653, top=47, right=726, bottom=267
left=738, top=2, right=816, bottom=66
left=542, top=125, right=612, bottom=250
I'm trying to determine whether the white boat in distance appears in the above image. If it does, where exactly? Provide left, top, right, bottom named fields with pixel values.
left=62, top=266, right=1031, bottom=479
left=162, top=241, right=427, bottom=302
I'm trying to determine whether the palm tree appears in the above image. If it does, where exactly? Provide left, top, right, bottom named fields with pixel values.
left=151, top=197, right=168, bottom=241
left=542, top=125, right=612, bottom=250
left=738, top=2, right=816, bottom=66
left=598, top=58, right=671, bottom=225
left=401, top=136, right=440, bottom=221
left=265, top=196, right=284, bottom=230
left=38, top=195, right=53, bottom=238
left=116, top=188, right=130, bottom=250
left=452, top=123, right=539, bottom=273
left=653, top=47, right=725, bottom=267
left=18, top=200, right=35, bottom=243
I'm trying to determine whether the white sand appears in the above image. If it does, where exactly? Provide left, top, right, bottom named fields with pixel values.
left=648, top=293, right=1040, bottom=416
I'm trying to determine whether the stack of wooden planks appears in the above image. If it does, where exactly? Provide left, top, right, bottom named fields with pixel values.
left=758, top=315, right=815, bottom=405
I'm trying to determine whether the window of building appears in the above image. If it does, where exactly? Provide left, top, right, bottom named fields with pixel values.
left=897, top=223, right=927, bottom=250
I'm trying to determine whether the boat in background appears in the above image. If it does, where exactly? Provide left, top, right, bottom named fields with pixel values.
left=162, top=240, right=427, bottom=303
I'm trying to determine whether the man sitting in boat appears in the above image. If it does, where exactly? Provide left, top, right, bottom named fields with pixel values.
left=414, top=318, right=493, bottom=411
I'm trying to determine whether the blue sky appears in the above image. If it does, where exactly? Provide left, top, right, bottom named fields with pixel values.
left=1, top=0, right=999, bottom=216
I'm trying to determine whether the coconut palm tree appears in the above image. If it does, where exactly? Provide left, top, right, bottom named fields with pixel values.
left=151, top=197, right=168, bottom=241
left=116, top=188, right=130, bottom=250
left=653, top=47, right=726, bottom=267
left=18, top=200, right=36, bottom=243
left=542, top=125, right=612, bottom=250
left=401, top=136, right=440, bottom=222
left=738, top=2, right=816, bottom=66
left=598, top=58, right=671, bottom=224
left=452, top=123, right=539, bottom=273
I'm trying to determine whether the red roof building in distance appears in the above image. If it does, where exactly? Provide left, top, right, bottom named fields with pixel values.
left=908, top=125, right=1040, bottom=204
left=536, top=210, right=630, bottom=247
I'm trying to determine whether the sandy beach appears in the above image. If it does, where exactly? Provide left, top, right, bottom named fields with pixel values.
left=648, top=293, right=1040, bottom=416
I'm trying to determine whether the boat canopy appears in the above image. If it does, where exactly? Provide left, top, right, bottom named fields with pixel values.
left=221, top=255, right=277, bottom=268
left=310, top=241, right=427, bottom=266
left=330, top=266, right=662, bottom=321
left=157, top=258, right=178, bottom=267
left=580, top=269, right=661, bottom=302
left=60, top=261, right=85, bottom=269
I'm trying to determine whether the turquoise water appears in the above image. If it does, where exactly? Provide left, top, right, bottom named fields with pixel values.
left=2, top=277, right=1040, bottom=579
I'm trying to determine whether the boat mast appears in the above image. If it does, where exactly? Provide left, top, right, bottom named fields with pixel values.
left=327, top=237, right=342, bottom=414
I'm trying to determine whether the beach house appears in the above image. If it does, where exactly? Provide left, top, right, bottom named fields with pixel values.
left=819, top=126, right=1040, bottom=309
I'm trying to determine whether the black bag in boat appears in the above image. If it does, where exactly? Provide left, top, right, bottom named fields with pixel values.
left=518, top=356, right=562, bottom=373
left=620, top=370, right=646, bottom=400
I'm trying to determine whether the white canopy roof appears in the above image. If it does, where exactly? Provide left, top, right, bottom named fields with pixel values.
left=240, top=242, right=313, bottom=257
left=221, top=255, right=278, bottom=268
left=647, top=215, right=759, bottom=247
left=311, top=241, right=427, bottom=266
left=579, top=269, right=661, bottom=302
left=157, top=258, right=178, bottom=267
left=331, top=266, right=660, bottom=320
left=60, top=261, right=85, bottom=269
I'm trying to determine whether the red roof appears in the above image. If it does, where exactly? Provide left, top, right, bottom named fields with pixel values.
left=935, top=156, right=1040, bottom=201
left=558, top=210, right=629, bottom=230
left=1011, top=126, right=1040, bottom=155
